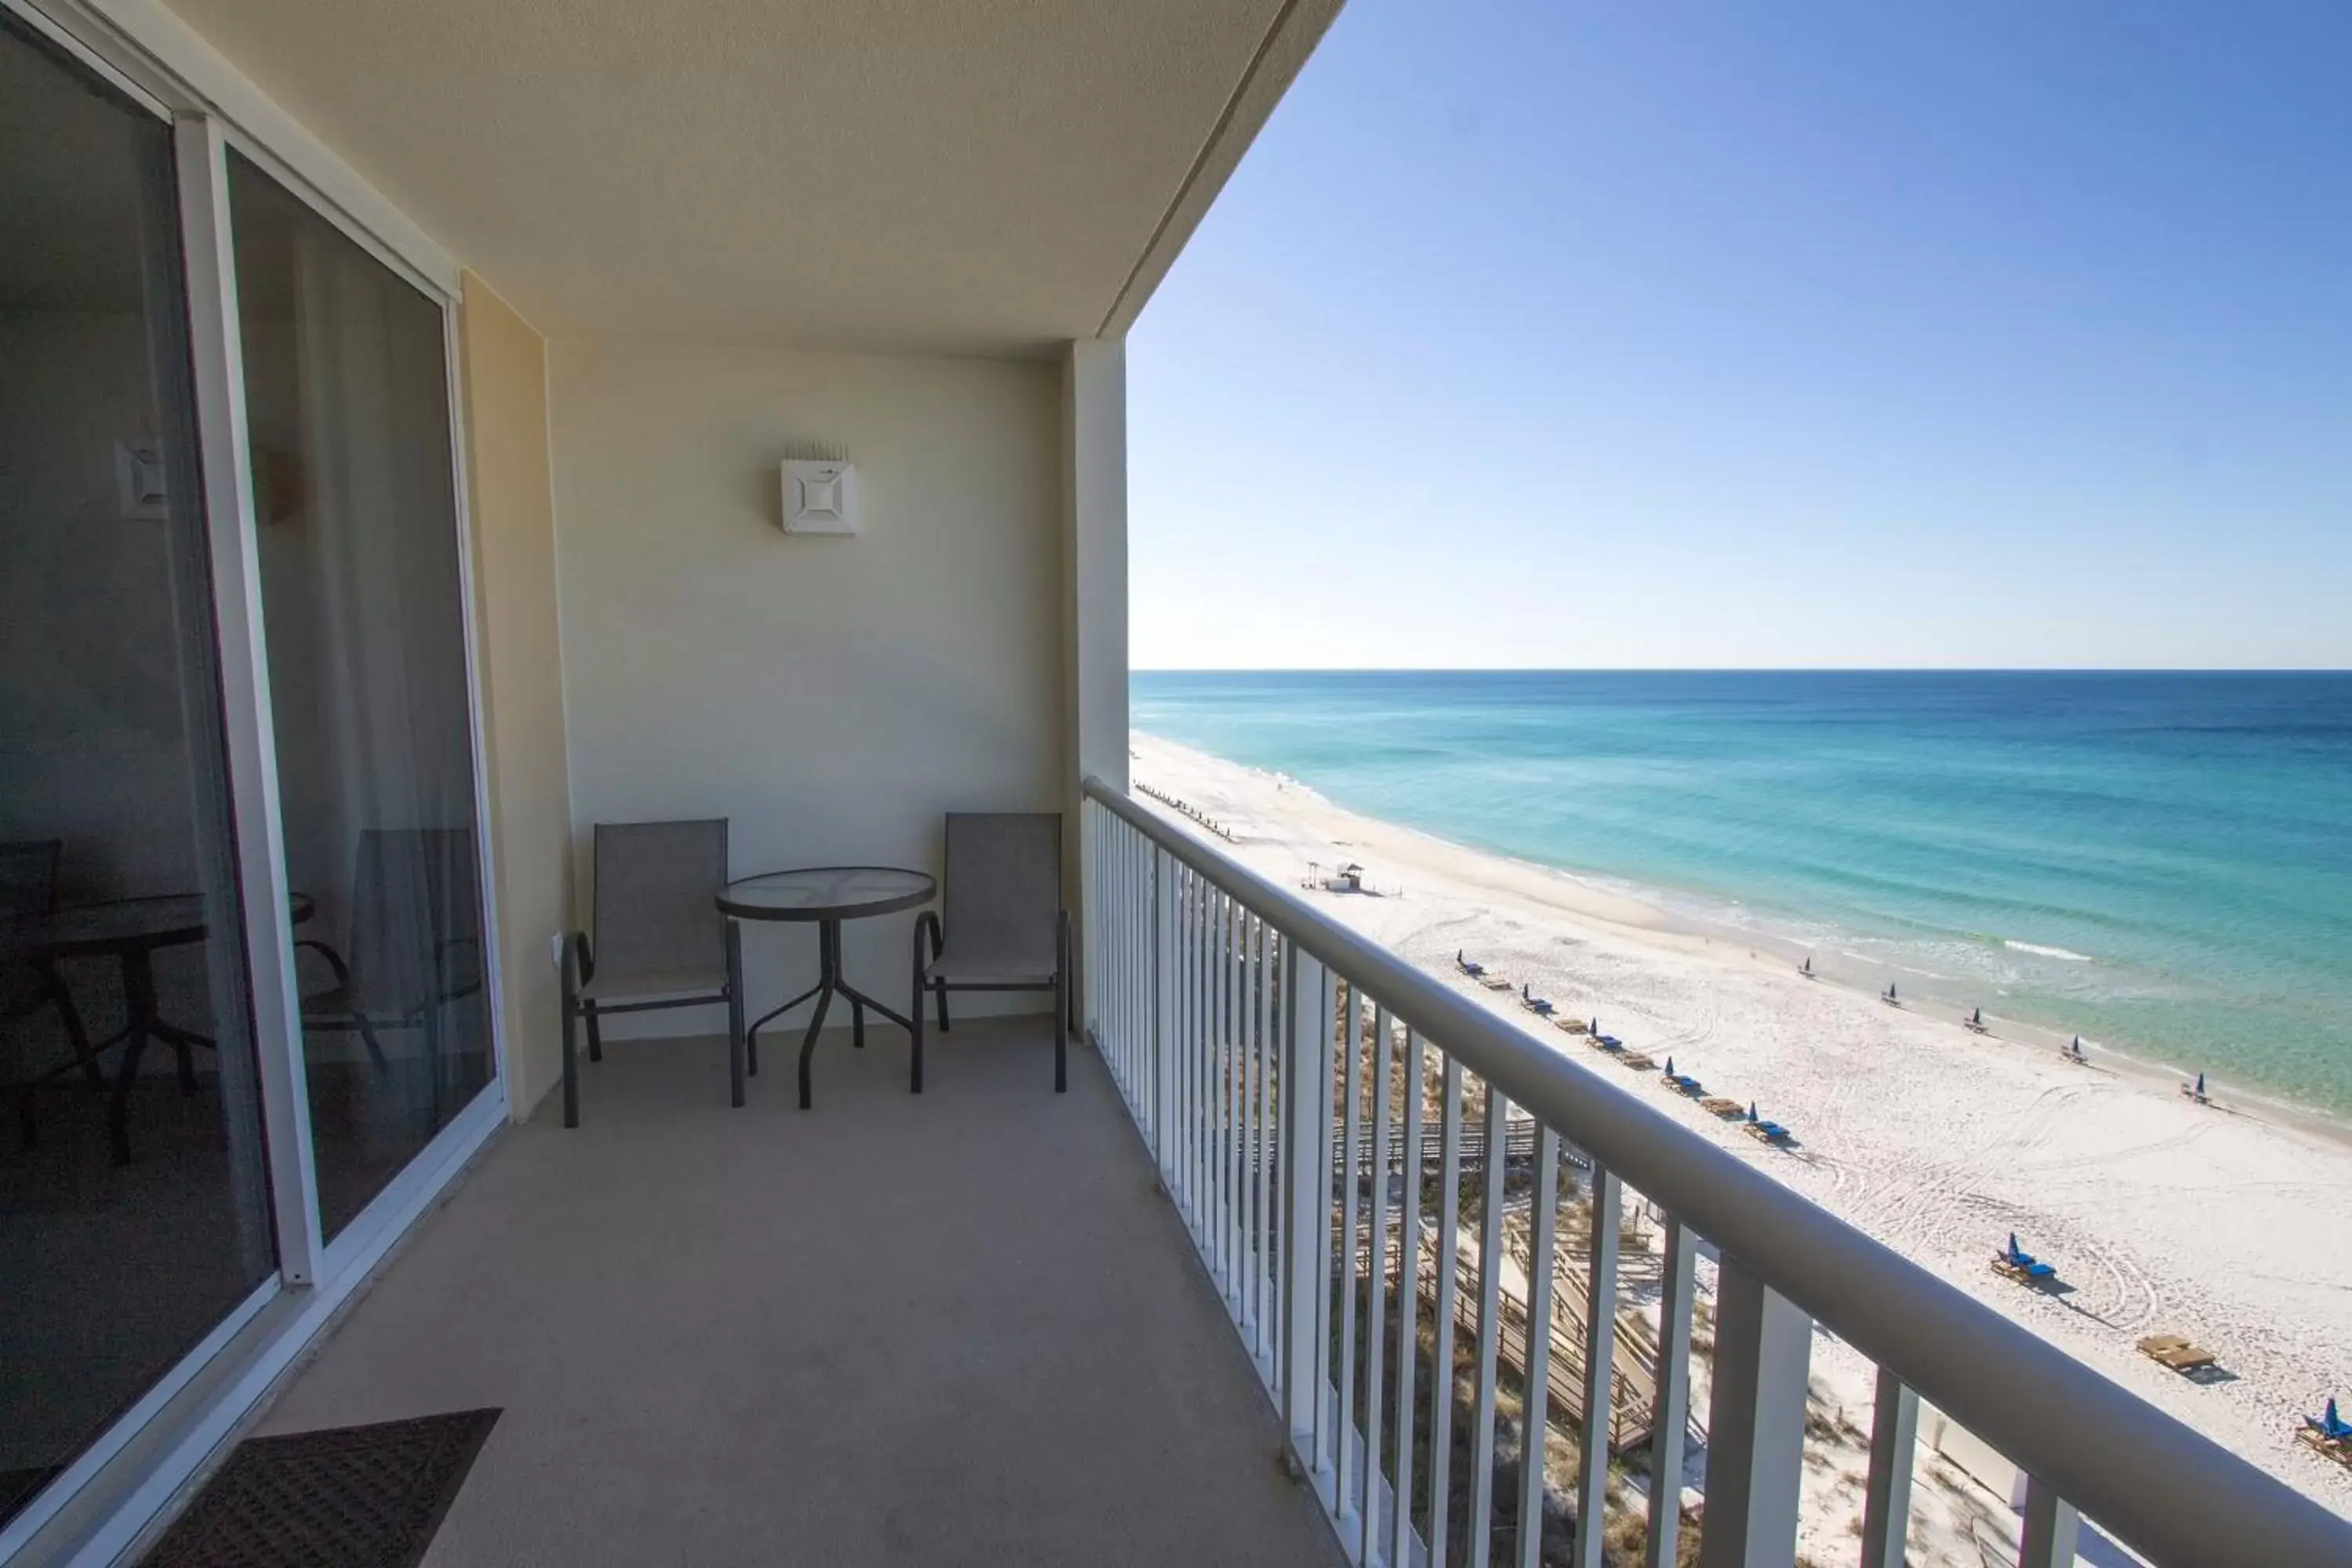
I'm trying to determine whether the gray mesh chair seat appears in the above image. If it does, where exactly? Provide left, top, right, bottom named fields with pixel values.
left=576, top=967, right=725, bottom=1004
left=560, top=819, right=731, bottom=1127
left=911, top=812, right=1069, bottom=1094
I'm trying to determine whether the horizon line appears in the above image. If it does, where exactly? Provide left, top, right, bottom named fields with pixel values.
left=1128, top=665, right=2352, bottom=676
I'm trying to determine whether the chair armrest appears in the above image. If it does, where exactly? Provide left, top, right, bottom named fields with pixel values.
left=434, top=935, right=485, bottom=1000
left=572, top=931, right=595, bottom=989
left=913, top=910, right=942, bottom=976
left=293, top=937, right=354, bottom=996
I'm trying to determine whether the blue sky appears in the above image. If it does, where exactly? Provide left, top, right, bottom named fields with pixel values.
left=1128, top=2, right=2352, bottom=670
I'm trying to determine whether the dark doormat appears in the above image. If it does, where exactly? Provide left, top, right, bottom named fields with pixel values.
left=140, top=1409, right=499, bottom=1568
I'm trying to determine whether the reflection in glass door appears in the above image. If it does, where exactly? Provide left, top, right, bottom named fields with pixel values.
left=227, top=153, right=495, bottom=1241
left=0, top=16, right=275, bottom=1526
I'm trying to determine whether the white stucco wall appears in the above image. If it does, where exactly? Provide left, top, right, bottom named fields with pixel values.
left=546, top=338, right=1065, bottom=1037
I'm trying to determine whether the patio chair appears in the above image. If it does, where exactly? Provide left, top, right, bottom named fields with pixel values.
left=910, top=812, right=1068, bottom=1095
left=299, top=828, right=485, bottom=1112
left=560, top=819, right=731, bottom=1128
left=5, top=838, right=103, bottom=1142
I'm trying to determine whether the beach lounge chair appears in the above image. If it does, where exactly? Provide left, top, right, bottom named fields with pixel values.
left=2299, top=1400, right=2352, bottom=1467
left=1617, top=1051, right=1656, bottom=1071
left=2136, top=1334, right=2216, bottom=1374
left=1479, top=974, right=1515, bottom=993
left=1455, top=950, right=1484, bottom=978
left=1520, top=985, right=1555, bottom=1016
left=1596, top=1034, right=1623, bottom=1049
left=1699, top=1096, right=1744, bottom=1118
left=1668, top=1074, right=1704, bottom=1097
left=1991, top=1234, right=2058, bottom=1284
left=1744, top=1119, right=1792, bottom=1143
left=1553, top=1015, right=1588, bottom=1034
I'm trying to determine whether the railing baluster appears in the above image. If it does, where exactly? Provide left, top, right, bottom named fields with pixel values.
left=1645, top=1215, right=1696, bottom=1568
left=2017, top=1475, right=2081, bottom=1568
left=1223, top=888, right=1242, bottom=1298
left=1255, top=914, right=1276, bottom=1365
left=1191, top=873, right=1207, bottom=1233
left=1228, top=897, right=1245, bottom=1303
left=1467, top=1085, right=1508, bottom=1568
left=1283, top=947, right=1334, bottom=1490
left=1337, top=985, right=1366, bottom=1553
left=1428, top=1057, right=1464, bottom=1568
left=1517, top=1127, right=1562, bottom=1568
left=1573, top=1165, right=1621, bottom=1568
left=1393, top=1030, right=1425, bottom=1564
left=1152, top=844, right=1174, bottom=1176
left=1860, top=1367, right=1918, bottom=1568
left=1697, top=1258, right=1810, bottom=1568
left=1363, top=1007, right=1395, bottom=1560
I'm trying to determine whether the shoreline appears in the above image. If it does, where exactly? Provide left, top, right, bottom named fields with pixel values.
left=1155, top=733, right=2352, bottom=1152
left=1129, top=729, right=2352, bottom=1526
left=1512, top=844, right=2352, bottom=1160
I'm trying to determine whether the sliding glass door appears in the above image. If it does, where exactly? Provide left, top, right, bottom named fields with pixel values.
left=226, top=153, right=495, bottom=1243
left=0, top=15, right=274, bottom=1526
left=1, top=2, right=499, bottom=1541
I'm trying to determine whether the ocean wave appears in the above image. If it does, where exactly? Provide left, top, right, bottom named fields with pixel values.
left=2004, top=938, right=2096, bottom=963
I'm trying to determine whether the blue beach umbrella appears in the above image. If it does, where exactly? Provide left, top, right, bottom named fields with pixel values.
left=1748, top=1102, right=1759, bottom=1122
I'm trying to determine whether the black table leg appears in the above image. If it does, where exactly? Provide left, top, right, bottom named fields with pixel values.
left=746, top=917, right=925, bottom=1111
left=109, top=949, right=159, bottom=1166
left=726, top=918, right=746, bottom=1108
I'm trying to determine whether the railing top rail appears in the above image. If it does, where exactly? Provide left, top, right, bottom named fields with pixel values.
left=1083, top=778, right=2352, bottom=1568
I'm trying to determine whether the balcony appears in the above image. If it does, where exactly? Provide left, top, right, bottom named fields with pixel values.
left=201, top=792, right=2352, bottom=1568
left=251, top=1017, right=1341, bottom=1566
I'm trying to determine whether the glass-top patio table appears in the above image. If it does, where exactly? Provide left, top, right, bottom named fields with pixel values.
left=716, top=867, right=935, bottom=1109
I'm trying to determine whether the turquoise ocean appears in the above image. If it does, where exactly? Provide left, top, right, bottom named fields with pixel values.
left=1131, top=671, right=2352, bottom=1118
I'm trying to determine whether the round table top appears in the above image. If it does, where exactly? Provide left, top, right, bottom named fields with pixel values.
left=717, top=866, right=935, bottom=923
left=5, top=891, right=315, bottom=959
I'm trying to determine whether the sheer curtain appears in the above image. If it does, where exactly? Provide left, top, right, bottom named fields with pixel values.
left=231, top=153, right=493, bottom=1239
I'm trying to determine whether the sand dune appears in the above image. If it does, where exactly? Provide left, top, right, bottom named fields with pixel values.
left=1131, top=731, right=2352, bottom=1540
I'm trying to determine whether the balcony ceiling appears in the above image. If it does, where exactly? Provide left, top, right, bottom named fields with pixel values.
left=161, top=0, right=1339, bottom=357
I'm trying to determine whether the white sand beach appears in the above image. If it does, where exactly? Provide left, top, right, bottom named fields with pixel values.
left=1131, top=732, right=2352, bottom=1551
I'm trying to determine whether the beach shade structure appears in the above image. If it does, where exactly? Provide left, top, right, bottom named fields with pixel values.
left=2182, top=1071, right=2210, bottom=1103
left=1748, top=1102, right=1759, bottom=1121
left=1663, top=1056, right=1674, bottom=1076
left=1800, top=956, right=1814, bottom=977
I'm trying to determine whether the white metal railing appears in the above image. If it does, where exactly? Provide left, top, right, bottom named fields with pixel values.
left=1080, top=779, right=2352, bottom=1568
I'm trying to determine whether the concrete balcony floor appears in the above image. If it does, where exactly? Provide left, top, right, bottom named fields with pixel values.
left=252, top=1018, right=1341, bottom=1566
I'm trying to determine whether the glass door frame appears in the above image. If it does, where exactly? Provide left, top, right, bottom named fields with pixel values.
left=0, top=2, right=512, bottom=1560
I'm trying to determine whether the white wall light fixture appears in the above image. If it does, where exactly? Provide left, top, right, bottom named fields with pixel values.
left=780, top=443, right=857, bottom=535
